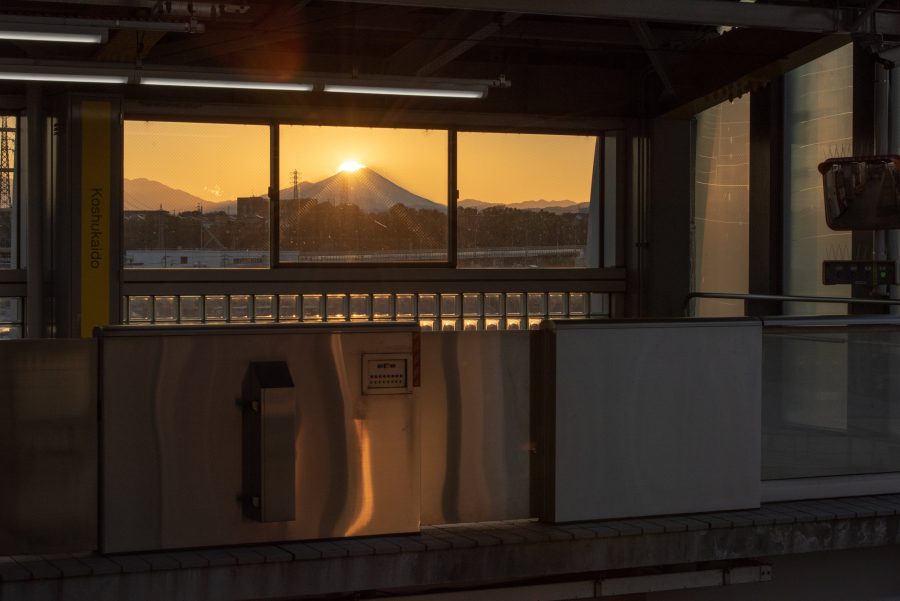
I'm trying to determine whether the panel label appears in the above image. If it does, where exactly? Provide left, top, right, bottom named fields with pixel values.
left=80, top=100, right=111, bottom=337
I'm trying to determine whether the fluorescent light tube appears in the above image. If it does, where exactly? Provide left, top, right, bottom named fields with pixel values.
left=323, top=84, right=485, bottom=98
left=0, top=72, right=127, bottom=84
left=0, top=30, right=103, bottom=44
left=141, top=77, right=314, bottom=92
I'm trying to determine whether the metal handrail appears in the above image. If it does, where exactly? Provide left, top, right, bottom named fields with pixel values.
left=684, top=291, right=900, bottom=317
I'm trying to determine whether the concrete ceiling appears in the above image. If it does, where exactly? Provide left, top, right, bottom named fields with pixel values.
left=0, top=0, right=888, bottom=119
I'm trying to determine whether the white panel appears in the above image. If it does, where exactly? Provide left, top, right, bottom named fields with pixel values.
left=551, top=320, right=761, bottom=522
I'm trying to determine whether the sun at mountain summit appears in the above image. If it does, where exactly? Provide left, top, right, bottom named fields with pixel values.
left=338, top=160, right=366, bottom=173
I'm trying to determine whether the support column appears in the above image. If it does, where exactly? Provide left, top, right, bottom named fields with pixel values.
left=57, top=95, right=122, bottom=338
left=645, top=118, right=692, bottom=318
left=25, top=84, right=43, bottom=337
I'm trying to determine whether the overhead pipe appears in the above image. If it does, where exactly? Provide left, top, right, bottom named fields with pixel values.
left=324, top=0, right=900, bottom=35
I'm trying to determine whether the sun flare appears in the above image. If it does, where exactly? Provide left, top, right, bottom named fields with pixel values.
left=338, top=160, right=366, bottom=173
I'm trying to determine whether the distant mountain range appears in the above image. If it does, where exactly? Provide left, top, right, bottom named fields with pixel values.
left=125, top=178, right=235, bottom=214
left=125, top=169, right=587, bottom=214
left=459, top=198, right=589, bottom=213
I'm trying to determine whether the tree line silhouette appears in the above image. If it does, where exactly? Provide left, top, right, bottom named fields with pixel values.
left=124, top=200, right=588, bottom=256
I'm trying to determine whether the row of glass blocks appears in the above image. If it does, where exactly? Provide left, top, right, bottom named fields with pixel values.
left=0, top=297, right=22, bottom=339
left=124, top=292, right=608, bottom=330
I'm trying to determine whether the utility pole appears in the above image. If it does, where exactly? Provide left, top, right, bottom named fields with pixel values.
left=0, top=116, right=12, bottom=210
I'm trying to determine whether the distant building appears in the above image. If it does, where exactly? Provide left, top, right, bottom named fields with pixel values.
left=237, top=196, right=268, bottom=219
left=123, top=209, right=169, bottom=220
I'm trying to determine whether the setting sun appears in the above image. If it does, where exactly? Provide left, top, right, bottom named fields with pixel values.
left=338, top=160, right=366, bottom=173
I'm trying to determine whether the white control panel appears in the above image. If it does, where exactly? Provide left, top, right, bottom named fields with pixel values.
left=362, top=353, right=412, bottom=395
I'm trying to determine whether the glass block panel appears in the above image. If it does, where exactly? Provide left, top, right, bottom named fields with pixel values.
left=154, top=296, right=177, bottom=322
left=527, top=292, right=547, bottom=316
left=326, top=294, right=348, bottom=321
left=0, top=325, right=22, bottom=339
left=463, top=318, right=481, bottom=331
left=350, top=294, right=371, bottom=320
left=419, top=319, right=435, bottom=331
left=505, top=293, right=524, bottom=316
left=589, top=293, right=609, bottom=316
left=0, top=297, right=21, bottom=322
left=254, top=295, right=275, bottom=320
left=396, top=294, right=416, bottom=319
left=440, top=293, right=460, bottom=317
left=485, top=318, right=503, bottom=331
left=568, top=292, right=587, bottom=316
left=180, top=295, right=203, bottom=322
left=418, top=294, right=437, bottom=317
left=441, top=318, right=460, bottom=331
left=373, top=294, right=394, bottom=320
left=528, top=317, right=544, bottom=330
left=128, top=295, right=153, bottom=322
left=230, top=294, right=252, bottom=321
left=205, top=295, right=227, bottom=321
left=278, top=295, right=299, bottom=321
left=548, top=292, right=566, bottom=316
left=302, top=294, right=324, bottom=321
left=462, top=293, right=482, bottom=317
left=505, top=318, right=523, bottom=330
left=483, top=293, right=503, bottom=317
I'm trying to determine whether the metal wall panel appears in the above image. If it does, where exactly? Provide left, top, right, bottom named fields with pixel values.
left=418, top=332, right=532, bottom=524
left=0, top=339, right=97, bottom=554
left=541, top=319, right=761, bottom=523
left=100, top=325, right=419, bottom=553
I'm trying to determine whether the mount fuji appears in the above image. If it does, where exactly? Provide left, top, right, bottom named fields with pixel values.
left=280, top=167, right=444, bottom=212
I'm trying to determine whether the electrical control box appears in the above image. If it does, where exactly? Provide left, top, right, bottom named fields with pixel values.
left=822, top=260, right=895, bottom=286
left=362, top=353, right=412, bottom=395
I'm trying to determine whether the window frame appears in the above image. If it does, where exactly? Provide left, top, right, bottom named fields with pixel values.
left=122, top=113, right=612, bottom=276
left=119, top=109, right=627, bottom=321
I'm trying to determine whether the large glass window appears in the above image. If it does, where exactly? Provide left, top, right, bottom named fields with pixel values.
left=278, top=125, right=448, bottom=264
left=123, top=121, right=270, bottom=268
left=457, top=132, right=598, bottom=268
left=784, top=44, right=853, bottom=314
left=0, top=115, right=17, bottom=269
left=122, top=122, right=609, bottom=270
left=692, top=95, right=750, bottom=317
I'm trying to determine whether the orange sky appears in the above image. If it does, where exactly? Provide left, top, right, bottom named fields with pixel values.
left=124, top=121, right=597, bottom=205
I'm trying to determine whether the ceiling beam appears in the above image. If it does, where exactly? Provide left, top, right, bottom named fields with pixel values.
left=415, top=13, right=518, bottom=75
left=93, top=29, right=165, bottom=62
left=325, top=0, right=899, bottom=35
left=13, top=0, right=253, bottom=18
left=150, top=0, right=311, bottom=61
left=629, top=20, right=675, bottom=98
left=387, top=11, right=519, bottom=76
left=498, top=20, right=710, bottom=47
left=385, top=10, right=472, bottom=73
left=851, top=0, right=886, bottom=32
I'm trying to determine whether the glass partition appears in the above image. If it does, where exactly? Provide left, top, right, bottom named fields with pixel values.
left=123, top=120, right=270, bottom=268
left=763, top=321, right=900, bottom=479
left=692, top=95, right=749, bottom=317
left=457, top=132, right=598, bottom=268
left=278, top=125, right=448, bottom=264
left=783, top=44, right=853, bottom=314
left=0, top=115, right=17, bottom=269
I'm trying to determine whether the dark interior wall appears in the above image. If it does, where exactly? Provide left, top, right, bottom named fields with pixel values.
left=645, top=118, right=693, bottom=318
